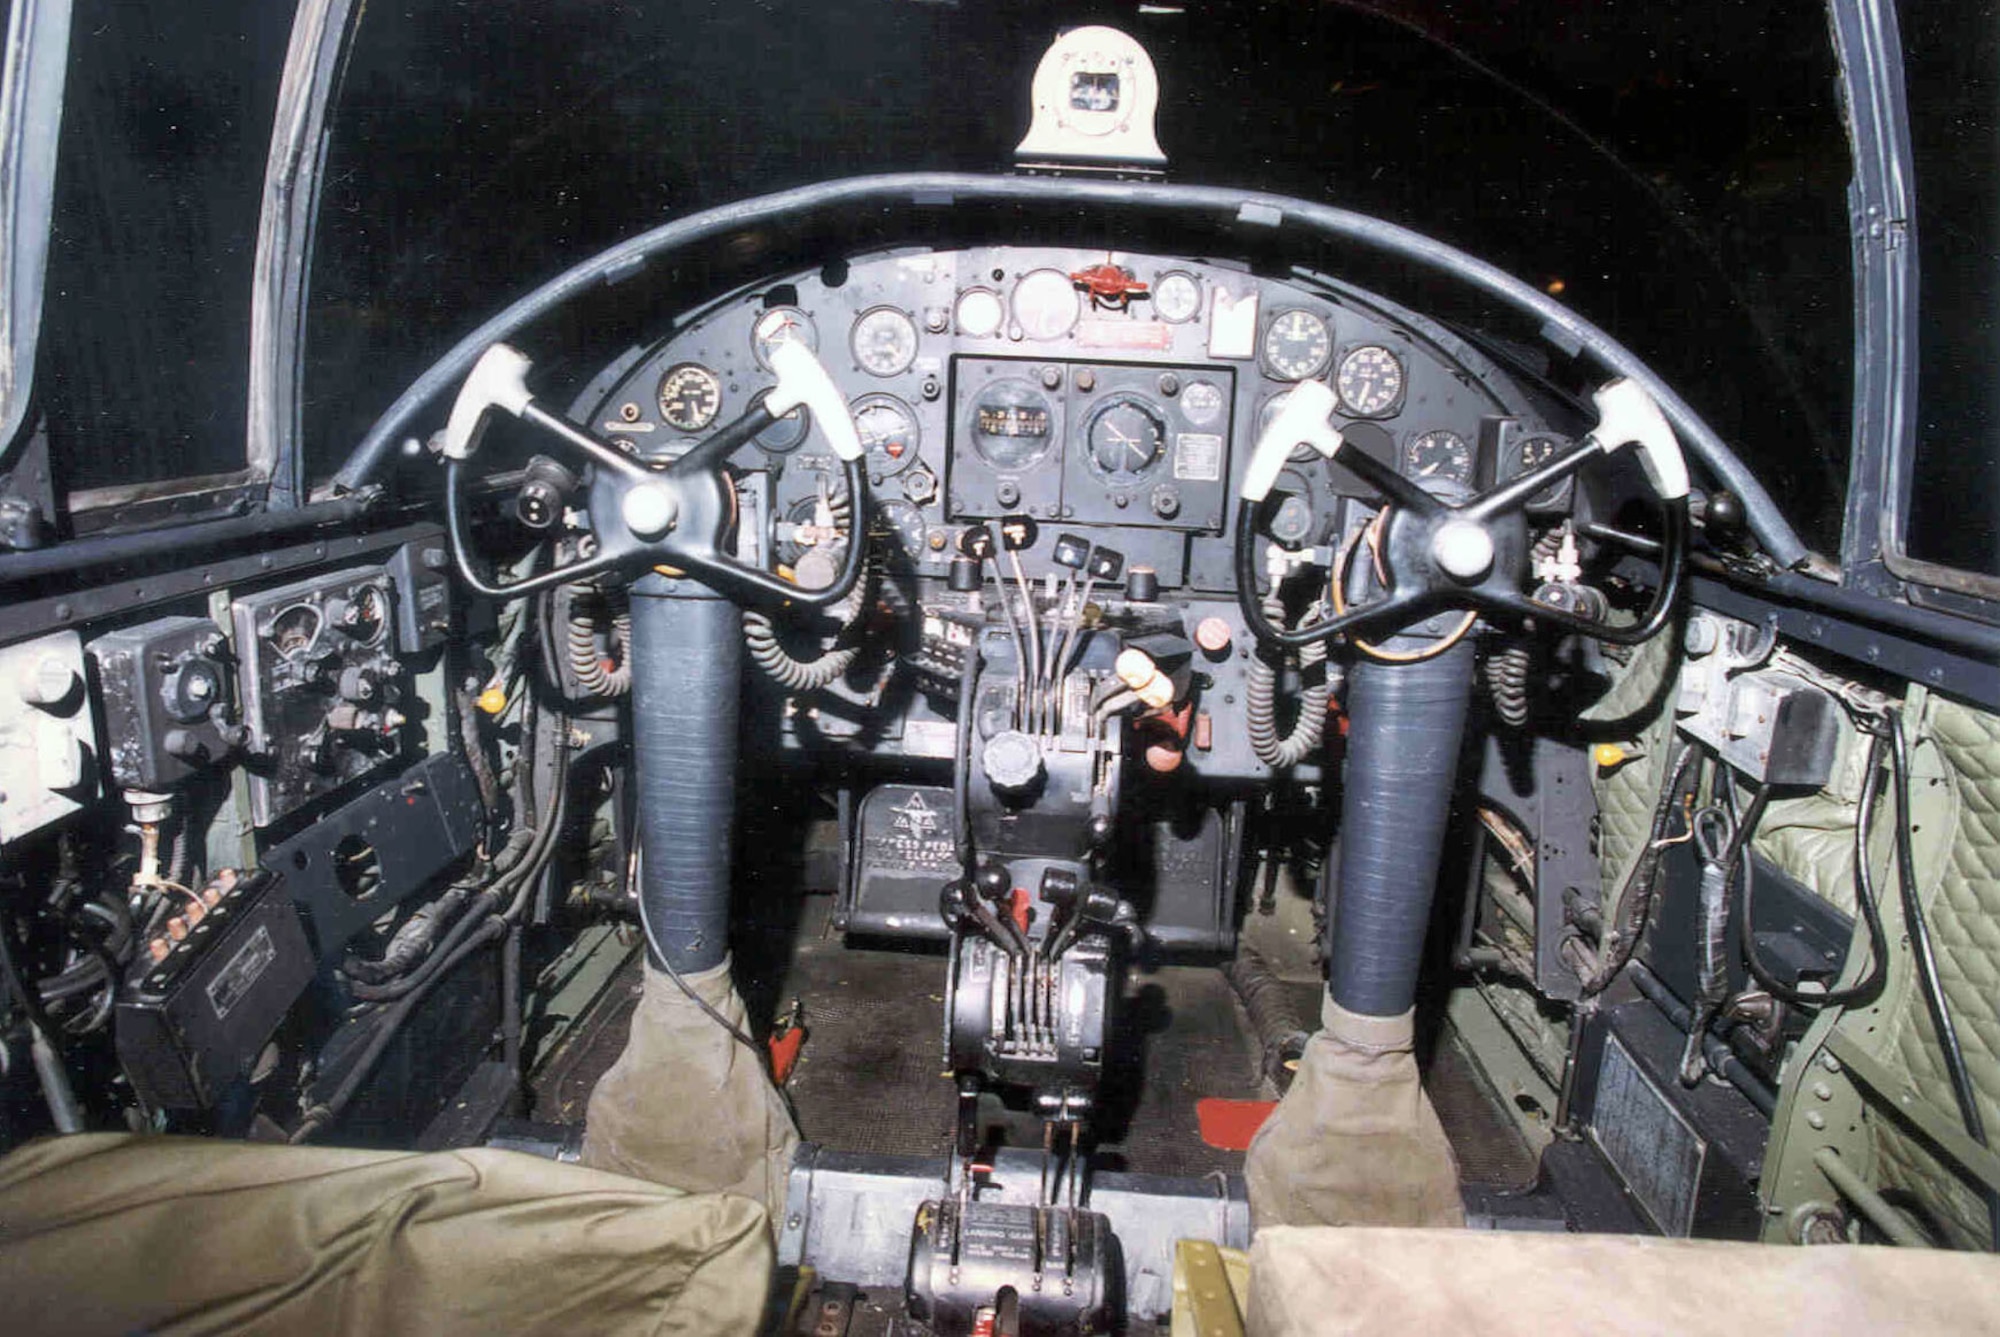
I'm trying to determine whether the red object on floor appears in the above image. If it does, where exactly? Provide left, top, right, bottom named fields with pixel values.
left=768, top=1016, right=806, bottom=1085
left=1196, top=1097, right=1278, bottom=1151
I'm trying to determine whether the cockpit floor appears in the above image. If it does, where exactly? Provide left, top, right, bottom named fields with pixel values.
left=532, top=895, right=1539, bottom=1192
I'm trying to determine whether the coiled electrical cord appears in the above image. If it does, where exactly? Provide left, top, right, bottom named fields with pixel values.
left=1485, top=641, right=1532, bottom=728
left=743, top=520, right=875, bottom=693
left=1245, top=588, right=1330, bottom=768
left=562, top=585, right=633, bottom=699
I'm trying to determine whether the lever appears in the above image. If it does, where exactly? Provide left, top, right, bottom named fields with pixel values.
left=1586, top=377, right=1688, bottom=500
left=1240, top=380, right=1343, bottom=503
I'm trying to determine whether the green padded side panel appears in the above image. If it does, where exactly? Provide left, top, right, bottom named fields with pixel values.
left=1583, top=631, right=1680, bottom=905
left=1873, top=697, right=2000, bottom=1248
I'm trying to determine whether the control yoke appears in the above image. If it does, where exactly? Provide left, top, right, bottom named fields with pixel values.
left=1234, top=376, right=1689, bottom=649
left=440, top=341, right=869, bottom=607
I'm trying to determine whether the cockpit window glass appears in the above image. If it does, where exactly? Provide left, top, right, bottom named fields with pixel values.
left=38, top=0, right=291, bottom=497
left=307, top=0, right=1852, bottom=552
left=1900, top=0, right=2000, bottom=579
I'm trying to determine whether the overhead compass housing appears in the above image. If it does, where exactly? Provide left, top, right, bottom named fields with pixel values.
left=1014, top=27, right=1167, bottom=172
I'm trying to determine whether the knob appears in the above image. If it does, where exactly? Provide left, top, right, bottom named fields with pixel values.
left=18, top=655, right=77, bottom=710
left=982, top=729, right=1045, bottom=796
left=1431, top=519, right=1495, bottom=582
left=621, top=483, right=679, bottom=540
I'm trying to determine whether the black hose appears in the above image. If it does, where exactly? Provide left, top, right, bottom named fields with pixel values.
left=1886, top=713, right=2000, bottom=1249
left=501, top=922, right=524, bottom=1115
left=953, top=643, right=981, bottom=876
left=1737, top=732, right=1890, bottom=1009
left=628, top=583, right=741, bottom=974
left=291, top=917, right=508, bottom=1143
left=1325, top=636, right=1476, bottom=1017
left=1224, top=948, right=1310, bottom=1090
left=1628, top=961, right=1776, bottom=1117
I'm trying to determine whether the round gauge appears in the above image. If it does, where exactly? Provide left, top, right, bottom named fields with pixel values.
left=657, top=363, right=722, bottom=432
left=1011, top=269, right=1081, bottom=341
left=1083, top=394, right=1168, bottom=484
left=1153, top=271, right=1203, bottom=324
left=852, top=394, right=921, bottom=478
left=1336, top=345, right=1406, bottom=417
left=751, top=306, right=817, bottom=370
left=1258, top=390, right=1321, bottom=463
left=970, top=380, right=1057, bottom=472
left=755, top=398, right=811, bottom=454
left=1516, top=434, right=1563, bottom=474
left=1404, top=429, right=1473, bottom=484
left=877, top=500, right=930, bottom=559
left=1261, top=308, right=1334, bottom=381
left=1179, top=380, right=1226, bottom=428
left=955, top=287, right=1006, bottom=338
left=851, top=306, right=919, bottom=378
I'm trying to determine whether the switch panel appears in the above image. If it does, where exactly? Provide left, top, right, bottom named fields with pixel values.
left=0, top=631, right=98, bottom=840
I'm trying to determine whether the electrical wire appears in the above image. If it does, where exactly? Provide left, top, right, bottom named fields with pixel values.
left=628, top=848, right=763, bottom=1058
left=1734, top=732, right=1890, bottom=1009
left=1328, top=509, right=1477, bottom=662
left=1885, top=711, right=2000, bottom=1250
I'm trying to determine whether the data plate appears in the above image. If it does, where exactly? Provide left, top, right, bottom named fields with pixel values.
left=1587, top=1032, right=1706, bottom=1235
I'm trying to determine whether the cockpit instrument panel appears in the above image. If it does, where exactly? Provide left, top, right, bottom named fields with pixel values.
left=587, top=246, right=1556, bottom=590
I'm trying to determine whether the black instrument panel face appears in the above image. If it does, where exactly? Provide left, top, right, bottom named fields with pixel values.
left=589, top=247, right=1545, bottom=590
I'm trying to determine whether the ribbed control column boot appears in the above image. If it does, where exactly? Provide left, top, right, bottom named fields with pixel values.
left=1244, top=995, right=1463, bottom=1229
left=582, top=956, right=798, bottom=1224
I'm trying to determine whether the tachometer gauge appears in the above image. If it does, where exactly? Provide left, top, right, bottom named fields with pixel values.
left=1336, top=345, right=1405, bottom=417
left=1153, top=271, right=1202, bottom=324
left=751, top=306, right=817, bottom=370
left=955, top=287, right=1005, bottom=338
left=1083, top=394, right=1167, bottom=484
left=851, top=306, right=919, bottom=377
left=1403, top=429, right=1473, bottom=484
left=1261, top=308, right=1334, bottom=381
left=852, top=394, right=921, bottom=478
left=877, top=500, right=931, bottom=559
left=970, top=381, right=1057, bottom=472
left=1178, top=380, right=1226, bottom=427
left=657, top=363, right=722, bottom=432
left=1011, top=268, right=1081, bottom=341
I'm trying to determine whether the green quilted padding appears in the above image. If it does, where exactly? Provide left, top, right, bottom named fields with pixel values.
left=1583, top=631, right=1680, bottom=904
left=1874, top=697, right=2000, bottom=1248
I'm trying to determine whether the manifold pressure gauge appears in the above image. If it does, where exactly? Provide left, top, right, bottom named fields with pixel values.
left=851, top=306, right=919, bottom=377
left=1336, top=345, right=1406, bottom=417
left=1261, top=309, right=1333, bottom=381
left=657, top=363, right=722, bottom=432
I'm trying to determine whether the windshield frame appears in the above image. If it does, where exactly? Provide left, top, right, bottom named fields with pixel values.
left=0, top=0, right=69, bottom=456
left=1833, top=0, right=2000, bottom=613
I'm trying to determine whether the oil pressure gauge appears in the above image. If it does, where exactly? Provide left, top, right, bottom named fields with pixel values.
left=1261, top=309, right=1333, bottom=381
left=1336, top=345, right=1405, bottom=417
left=851, top=306, right=919, bottom=377
left=657, top=363, right=722, bottom=432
